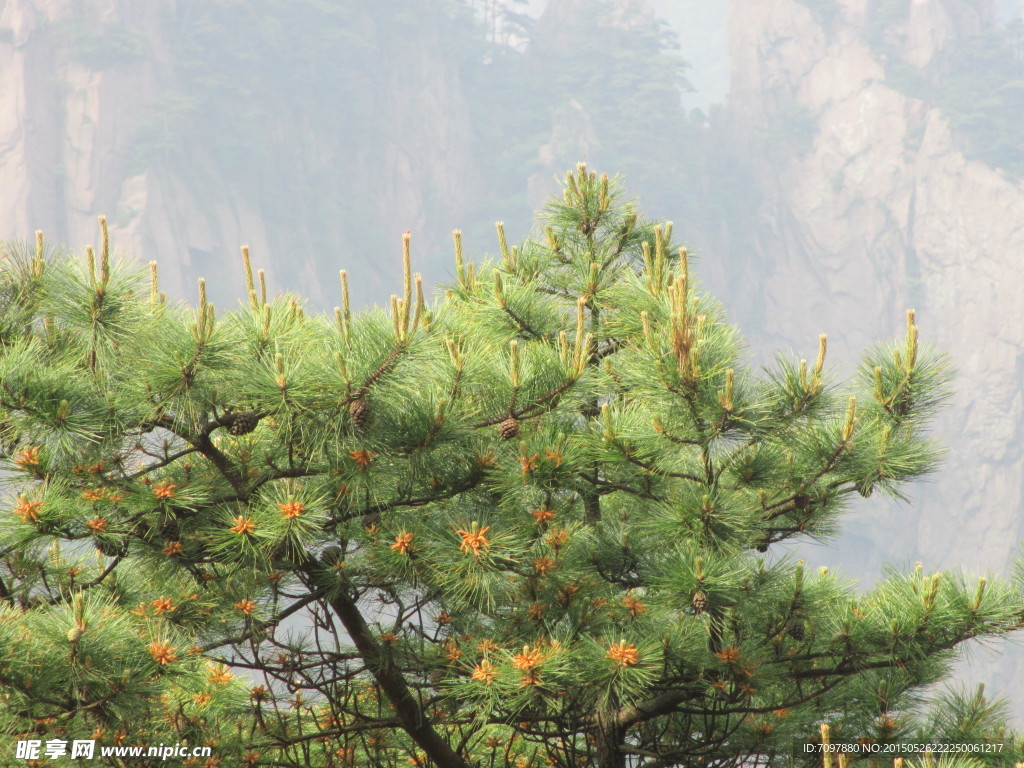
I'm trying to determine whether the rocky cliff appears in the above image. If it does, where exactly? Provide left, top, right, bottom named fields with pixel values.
left=0, top=0, right=482, bottom=309
left=723, top=0, right=1024, bottom=710
left=0, top=0, right=690, bottom=310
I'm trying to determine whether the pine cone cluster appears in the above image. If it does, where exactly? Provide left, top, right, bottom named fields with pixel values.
left=499, top=417, right=520, bottom=440
left=96, top=536, right=129, bottom=558
left=222, top=410, right=261, bottom=436
left=692, top=591, right=708, bottom=614
left=349, top=398, right=371, bottom=431
left=786, top=618, right=805, bottom=641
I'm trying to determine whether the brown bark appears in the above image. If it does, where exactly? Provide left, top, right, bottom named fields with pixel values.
left=304, top=562, right=472, bottom=768
left=596, top=710, right=627, bottom=768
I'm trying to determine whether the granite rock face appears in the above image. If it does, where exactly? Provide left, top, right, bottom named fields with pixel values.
left=0, top=1, right=268, bottom=302
left=0, top=0, right=481, bottom=308
left=724, top=0, right=1024, bottom=711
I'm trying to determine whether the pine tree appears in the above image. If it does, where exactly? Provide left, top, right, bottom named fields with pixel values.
left=0, top=175, right=1022, bottom=768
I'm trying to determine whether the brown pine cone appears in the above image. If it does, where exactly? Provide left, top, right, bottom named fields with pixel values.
left=349, top=398, right=371, bottom=431
left=222, top=410, right=261, bottom=435
left=692, top=591, right=708, bottom=614
left=499, top=417, right=519, bottom=440
left=96, top=535, right=129, bottom=558
left=786, top=619, right=806, bottom=641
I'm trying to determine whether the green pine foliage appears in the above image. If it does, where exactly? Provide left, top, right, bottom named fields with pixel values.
left=0, top=172, right=1022, bottom=768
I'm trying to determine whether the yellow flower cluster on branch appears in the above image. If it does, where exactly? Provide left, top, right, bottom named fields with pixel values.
left=456, top=522, right=491, bottom=557
left=277, top=500, right=304, bottom=518
left=13, top=497, right=42, bottom=522
left=13, top=446, right=40, bottom=468
left=229, top=516, right=256, bottom=535
left=606, top=641, right=639, bottom=668
left=471, top=661, right=496, bottom=685
left=391, top=531, right=415, bottom=555
left=148, top=641, right=178, bottom=665
left=152, top=480, right=177, bottom=499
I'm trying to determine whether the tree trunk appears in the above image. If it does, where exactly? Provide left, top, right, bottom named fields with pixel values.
left=596, top=712, right=627, bottom=768
left=305, top=563, right=472, bottom=768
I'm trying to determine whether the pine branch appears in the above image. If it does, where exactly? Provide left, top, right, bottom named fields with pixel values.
left=154, top=413, right=246, bottom=495
left=500, top=304, right=545, bottom=340
left=330, top=475, right=482, bottom=526
left=38, top=555, right=122, bottom=606
left=623, top=454, right=703, bottom=483
left=474, top=377, right=580, bottom=427
left=594, top=338, right=625, bottom=361
left=300, top=557, right=472, bottom=768
left=351, top=344, right=405, bottom=400
left=584, top=474, right=668, bottom=502
left=125, top=446, right=199, bottom=480
left=0, top=572, right=13, bottom=605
